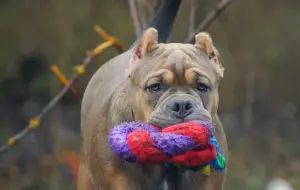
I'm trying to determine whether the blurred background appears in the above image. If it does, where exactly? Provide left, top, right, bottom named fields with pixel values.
left=0, top=0, right=300, bottom=189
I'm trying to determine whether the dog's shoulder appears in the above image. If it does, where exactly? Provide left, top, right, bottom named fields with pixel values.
left=80, top=50, right=133, bottom=130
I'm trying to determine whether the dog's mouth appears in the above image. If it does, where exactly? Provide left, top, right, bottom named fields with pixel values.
left=148, top=114, right=212, bottom=129
left=148, top=94, right=212, bottom=128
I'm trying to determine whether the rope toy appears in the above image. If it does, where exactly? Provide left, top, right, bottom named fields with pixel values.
left=108, top=120, right=226, bottom=175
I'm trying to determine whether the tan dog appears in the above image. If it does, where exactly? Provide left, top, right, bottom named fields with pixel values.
left=78, top=28, right=228, bottom=190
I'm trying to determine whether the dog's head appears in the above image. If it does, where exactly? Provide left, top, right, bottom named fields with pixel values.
left=127, top=28, right=224, bottom=128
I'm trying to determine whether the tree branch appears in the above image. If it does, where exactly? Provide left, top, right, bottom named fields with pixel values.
left=188, top=0, right=197, bottom=36
left=185, top=0, right=232, bottom=43
left=136, top=0, right=147, bottom=29
left=0, top=27, right=123, bottom=155
left=129, top=0, right=142, bottom=37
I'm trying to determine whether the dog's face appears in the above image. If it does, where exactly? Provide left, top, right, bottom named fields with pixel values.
left=127, top=28, right=224, bottom=128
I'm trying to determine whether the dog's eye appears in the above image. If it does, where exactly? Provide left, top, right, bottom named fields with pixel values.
left=147, top=83, right=162, bottom=93
left=197, top=82, right=211, bottom=93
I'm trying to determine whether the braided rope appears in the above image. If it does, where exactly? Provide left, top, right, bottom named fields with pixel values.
left=108, top=120, right=226, bottom=174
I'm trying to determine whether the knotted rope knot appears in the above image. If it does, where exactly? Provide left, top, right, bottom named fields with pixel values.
left=108, top=120, right=226, bottom=175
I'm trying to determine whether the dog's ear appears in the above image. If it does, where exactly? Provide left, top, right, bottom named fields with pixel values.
left=127, top=28, right=159, bottom=77
left=194, top=32, right=224, bottom=78
left=195, top=32, right=214, bottom=57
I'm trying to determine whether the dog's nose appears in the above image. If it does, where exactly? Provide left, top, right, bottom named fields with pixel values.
left=170, top=100, right=194, bottom=119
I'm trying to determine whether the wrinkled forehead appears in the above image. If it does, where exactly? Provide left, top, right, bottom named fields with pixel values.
left=135, top=43, right=220, bottom=85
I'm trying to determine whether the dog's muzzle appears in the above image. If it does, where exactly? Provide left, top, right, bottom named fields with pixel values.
left=148, top=95, right=212, bottom=128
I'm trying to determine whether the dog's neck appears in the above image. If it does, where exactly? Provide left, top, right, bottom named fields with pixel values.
left=109, top=80, right=135, bottom=126
left=128, top=85, right=136, bottom=121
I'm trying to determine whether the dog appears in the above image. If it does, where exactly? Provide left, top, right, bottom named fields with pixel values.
left=78, top=1, right=228, bottom=190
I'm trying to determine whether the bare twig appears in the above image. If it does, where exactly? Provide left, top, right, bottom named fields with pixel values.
left=0, top=26, right=123, bottom=155
left=129, top=0, right=142, bottom=36
left=140, top=0, right=156, bottom=15
left=136, top=0, right=147, bottom=29
left=185, top=0, right=232, bottom=43
left=153, top=0, right=162, bottom=12
left=188, top=0, right=197, bottom=36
